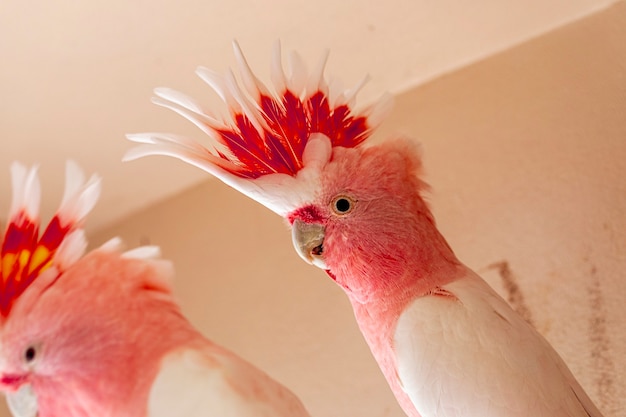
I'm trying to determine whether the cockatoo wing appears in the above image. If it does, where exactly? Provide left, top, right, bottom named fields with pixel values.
left=394, top=269, right=602, bottom=417
left=148, top=347, right=310, bottom=417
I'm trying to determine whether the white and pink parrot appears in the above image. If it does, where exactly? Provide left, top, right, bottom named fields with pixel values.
left=0, top=161, right=311, bottom=417
left=126, top=42, right=604, bottom=416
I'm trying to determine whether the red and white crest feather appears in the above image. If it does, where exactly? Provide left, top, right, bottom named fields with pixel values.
left=126, top=41, right=392, bottom=215
left=0, top=161, right=101, bottom=317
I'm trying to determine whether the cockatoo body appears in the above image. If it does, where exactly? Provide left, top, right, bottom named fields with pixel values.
left=0, top=162, right=310, bottom=417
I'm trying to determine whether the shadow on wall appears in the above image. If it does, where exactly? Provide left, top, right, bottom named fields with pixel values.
left=485, top=260, right=616, bottom=410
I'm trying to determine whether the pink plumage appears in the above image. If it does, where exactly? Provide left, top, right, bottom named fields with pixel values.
left=0, top=162, right=311, bottom=417
left=127, top=42, right=604, bottom=416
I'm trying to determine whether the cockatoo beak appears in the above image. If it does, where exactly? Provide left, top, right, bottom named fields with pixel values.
left=0, top=366, right=38, bottom=416
left=6, top=384, right=38, bottom=417
left=291, top=219, right=327, bottom=270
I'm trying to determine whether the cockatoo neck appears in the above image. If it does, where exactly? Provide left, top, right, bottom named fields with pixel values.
left=334, top=212, right=462, bottom=307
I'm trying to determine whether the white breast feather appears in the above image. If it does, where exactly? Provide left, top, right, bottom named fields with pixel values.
left=394, top=269, right=603, bottom=417
left=148, top=348, right=309, bottom=417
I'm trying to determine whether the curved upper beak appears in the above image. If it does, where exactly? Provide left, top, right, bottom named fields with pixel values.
left=0, top=374, right=27, bottom=392
left=291, top=219, right=328, bottom=270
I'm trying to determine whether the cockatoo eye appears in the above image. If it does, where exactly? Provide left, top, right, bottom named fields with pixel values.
left=24, top=346, right=37, bottom=364
left=331, top=196, right=355, bottom=215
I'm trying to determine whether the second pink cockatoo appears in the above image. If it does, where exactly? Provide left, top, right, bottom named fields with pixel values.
left=0, top=161, right=311, bottom=417
left=126, top=42, right=604, bottom=416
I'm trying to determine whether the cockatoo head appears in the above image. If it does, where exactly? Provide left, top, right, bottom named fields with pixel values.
left=0, top=162, right=179, bottom=417
left=125, top=42, right=440, bottom=301
left=0, top=162, right=100, bottom=415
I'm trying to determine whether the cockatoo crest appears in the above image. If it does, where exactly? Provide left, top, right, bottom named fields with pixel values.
left=0, top=161, right=101, bottom=317
left=126, top=41, right=392, bottom=215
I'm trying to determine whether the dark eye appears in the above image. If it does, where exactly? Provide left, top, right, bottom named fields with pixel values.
left=24, top=346, right=37, bottom=363
left=331, top=196, right=355, bottom=215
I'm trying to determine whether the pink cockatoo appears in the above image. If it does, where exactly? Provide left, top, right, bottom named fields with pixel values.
left=126, top=42, right=604, bottom=416
left=0, top=161, right=311, bottom=417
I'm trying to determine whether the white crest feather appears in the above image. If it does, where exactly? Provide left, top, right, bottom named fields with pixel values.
left=195, top=66, right=242, bottom=113
left=121, top=245, right=162, bottom=260
left=286, top=50, right=307, bottom=95
left=124, top=132, right=240, bottom=175
left=98, top=237, right=125, bottom=252
left=363, top=92, right=395, bottom=130
left=152, top=87, right=207, bottom=116
left=232, top=39, right=271, bottom=99
left=57, top=160, right=101, bottom=227
left=224, top=69, right=266, bottom=134
left=9, top=162, right=41, bottom=221
left=270, top=40, right=287, bottom=93
left=305, top=49, right=329, bottom=99
left=54, top=229, right=88, bottom=271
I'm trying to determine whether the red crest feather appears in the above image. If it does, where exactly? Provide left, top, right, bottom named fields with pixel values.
left=0, top=162, right=100, bottom=317
left=0, top=212, right=70, bottom=316
left=212, top=88, right=371, bottom=179
left=127, top=41, right=392, bottom=180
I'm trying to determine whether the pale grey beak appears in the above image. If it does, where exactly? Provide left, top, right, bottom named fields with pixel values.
left=6, top=384, right=38, bottom=417
left=291, top=219, right=328, bottom=270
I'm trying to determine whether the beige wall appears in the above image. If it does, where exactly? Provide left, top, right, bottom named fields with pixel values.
left=3, top=2, right=625, bottom=416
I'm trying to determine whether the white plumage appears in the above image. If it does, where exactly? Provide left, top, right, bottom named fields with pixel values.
left=395, top=269, right=602, bottom=417
left=148, top=348, right=309, bottom=417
